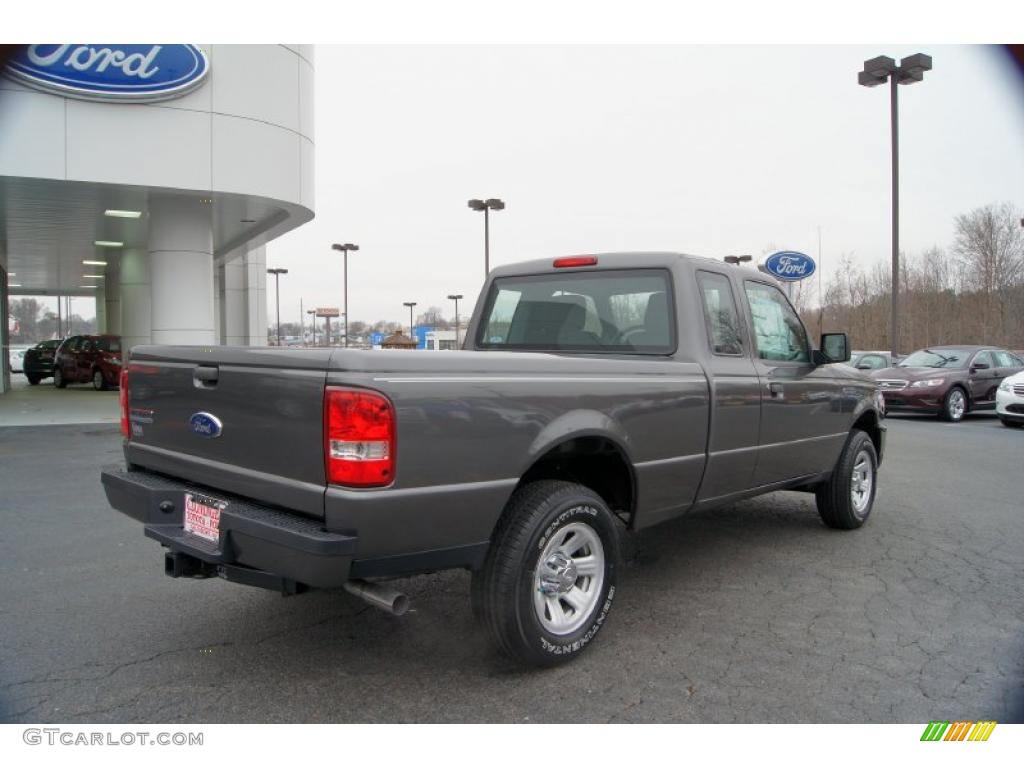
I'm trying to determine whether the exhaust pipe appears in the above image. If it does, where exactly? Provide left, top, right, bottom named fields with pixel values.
left=344, top=579, right=410, bottom=616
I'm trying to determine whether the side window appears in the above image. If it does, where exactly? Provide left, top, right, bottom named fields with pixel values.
left=697, top=271, right=743, bottom=355
left=993, top=350, right=1017, bottom=368
left=743, top=282, right=810, bottom=363
left=485, top=288, right=523, bottom=344
left=973, top=351, right=994, bottom=368
left=81, top=339, right=96, bottom=353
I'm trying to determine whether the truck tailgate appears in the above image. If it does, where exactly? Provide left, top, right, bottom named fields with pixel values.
left=124, top=346, right=331, bottom=518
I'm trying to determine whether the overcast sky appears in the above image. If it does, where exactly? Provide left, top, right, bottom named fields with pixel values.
left=36, top=44, right=1024, bottom=329
left=263, top=45, right=1024, bottom=328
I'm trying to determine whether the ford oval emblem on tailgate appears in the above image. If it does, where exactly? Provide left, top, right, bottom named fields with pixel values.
left=189, top=412, right=223, bottom=438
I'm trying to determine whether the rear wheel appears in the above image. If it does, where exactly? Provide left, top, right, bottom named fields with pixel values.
left=816, top=429, right=878, bottom=530
left=53, top=367, right=67, bottom=388
left=472, top=480, right=619, bottom=667
left=941, top=387, right=967, bottom=422
left=92, top=369, right=107, bottom=391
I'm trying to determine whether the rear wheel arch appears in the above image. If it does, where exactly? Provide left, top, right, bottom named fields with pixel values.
left=511, top=435, right=636, bottom=529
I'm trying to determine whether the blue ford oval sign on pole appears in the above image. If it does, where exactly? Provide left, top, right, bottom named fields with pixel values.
left=5, top=45, right=210, bottom=103
left=762, top=251, right=816, bottom=282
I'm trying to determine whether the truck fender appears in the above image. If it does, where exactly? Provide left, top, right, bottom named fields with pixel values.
left=521, top=409, right=636, bottom=475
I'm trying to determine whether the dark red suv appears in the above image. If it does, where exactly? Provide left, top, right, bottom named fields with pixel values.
left=53, top=334, right=123, bottom=391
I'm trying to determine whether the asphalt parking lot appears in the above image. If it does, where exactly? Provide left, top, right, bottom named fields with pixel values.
left=1, top=412, right=1022, bottom=723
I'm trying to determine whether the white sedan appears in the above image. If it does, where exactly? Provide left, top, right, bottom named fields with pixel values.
left=996, top=370, right=1024, bottom=429
left=8, top=347, right=28, bottom=373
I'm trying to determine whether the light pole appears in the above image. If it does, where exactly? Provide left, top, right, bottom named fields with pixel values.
left=403, top=301, right=417, bottom=339
left=331, top=243, right=359, bottom=348
left=858, top=52, right=932, bottom=356
left=723, top=255, right=752, bottom=266
left=467, top=198, right=505, bottom=278
left=447, top=293, right=463, bottom=348
left=306, top=309, right=316, bottom=347
left=266, top=268, right=288, bottom=346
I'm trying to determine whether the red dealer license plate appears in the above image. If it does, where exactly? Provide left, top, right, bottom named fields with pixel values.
left=183, top=493, right=226, bottom=543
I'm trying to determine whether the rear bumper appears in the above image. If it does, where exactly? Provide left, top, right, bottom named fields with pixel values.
left=23, top=361, right=54, bottom=376
left=101, top=467, right=357, bottom=589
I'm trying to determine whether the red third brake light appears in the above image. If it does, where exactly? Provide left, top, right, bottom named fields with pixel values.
left=553, top=255, right=598, bottom=268
left=119, top=367, right=129, bottom=437
left=324, top=387, right=395, bottom=487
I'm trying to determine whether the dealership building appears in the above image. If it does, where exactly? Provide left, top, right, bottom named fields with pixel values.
left=0, top=44, right=315, bottom=394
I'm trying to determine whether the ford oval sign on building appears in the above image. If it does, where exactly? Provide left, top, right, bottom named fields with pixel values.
left=5, top=45, right=210, bottom=103
left=762, top=251, right=816, bottom=282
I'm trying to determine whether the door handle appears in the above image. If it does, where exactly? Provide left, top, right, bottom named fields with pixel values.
left=768, top=382, right=784, bottom=398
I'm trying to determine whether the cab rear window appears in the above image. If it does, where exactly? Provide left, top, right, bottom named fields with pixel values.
left=477, top=269, right=675, bottom=353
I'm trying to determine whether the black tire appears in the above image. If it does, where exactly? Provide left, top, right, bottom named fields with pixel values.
left=53, top=367, right=67, bottom=388
left=26, top=374, right=41, bottom=385
left=472, top=480, right=620, bottom=667
left=1000, top=417, right=1023, bottom=429
left=816, top=429, right=878, bottom=530
left=92, top=369, right=107, bottom=391
left=940, top=386, right=967, bottom=422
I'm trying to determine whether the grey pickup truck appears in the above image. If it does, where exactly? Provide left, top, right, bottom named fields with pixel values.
left=103, top=252, right=886, bottom=666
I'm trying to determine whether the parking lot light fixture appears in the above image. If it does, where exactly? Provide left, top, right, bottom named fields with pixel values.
left=331, top=243, right=360, bottom=348
left=403, top=301, right=417, bottom=339
left=858, top=52, right=932, bottom=357
left=267, top=268, right=289, bottom=346
left=723, top=255, right=753, bottom=265
left=467, top=198, right=505, bottom=277
left=306, top=309, right=317, bottom=347
left=447, top=294, right=464, bottom=348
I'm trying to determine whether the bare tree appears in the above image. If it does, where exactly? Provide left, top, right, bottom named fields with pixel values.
left=953, top=202, right=1024, bottom=342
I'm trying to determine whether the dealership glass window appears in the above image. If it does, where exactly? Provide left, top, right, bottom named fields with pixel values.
left=697, top=271, right=743, bottom=355
left=743, top=282, right=809, bottom=363
left=477, top=269, right=675, bottom=353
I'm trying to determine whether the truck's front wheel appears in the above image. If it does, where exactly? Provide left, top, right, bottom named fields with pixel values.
left=815, top=429, right=877, bottom=530
left=473, top=480, right=619, bottom=667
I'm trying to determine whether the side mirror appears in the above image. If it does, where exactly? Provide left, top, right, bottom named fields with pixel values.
left=856, top=363, right=872, bottom=370
left=970, top=362, right=989, bottom=372
left=816, top=332, right=850, bottom=364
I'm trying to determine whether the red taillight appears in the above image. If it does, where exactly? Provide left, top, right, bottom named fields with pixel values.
left=119, top=367, right=129, bottom=438
left=553, top=256, right=598, bottom=268
left=324, top=387, right=395, bottom=487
